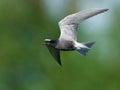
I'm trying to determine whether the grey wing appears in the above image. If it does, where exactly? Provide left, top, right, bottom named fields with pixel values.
left=58, top=8, right=109, bottom=41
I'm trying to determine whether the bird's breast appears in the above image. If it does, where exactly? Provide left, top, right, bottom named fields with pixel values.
left=56, top=40, right=75, bottom=51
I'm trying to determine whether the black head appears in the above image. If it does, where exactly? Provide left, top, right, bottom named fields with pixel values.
left=44, top=39, right=58, bottom=47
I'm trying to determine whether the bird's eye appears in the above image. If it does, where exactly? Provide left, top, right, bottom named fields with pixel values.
left=50, top=40, right=55, bottom=43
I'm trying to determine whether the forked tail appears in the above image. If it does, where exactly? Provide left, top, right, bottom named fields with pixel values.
left=76, top=42, right=95, bottom=56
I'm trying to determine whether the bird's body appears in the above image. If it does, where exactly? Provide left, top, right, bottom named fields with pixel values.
left=56, top=40, right=75, bottom=51
left=44, top=8, right=109, bottom=65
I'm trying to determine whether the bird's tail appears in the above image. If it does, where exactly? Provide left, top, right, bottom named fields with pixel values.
left=75, top=42, right=95, bottom=56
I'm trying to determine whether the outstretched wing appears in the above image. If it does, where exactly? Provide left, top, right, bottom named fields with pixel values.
left=46, top=45, right=61, bottom=65
left=58, top=8, right=108, bottom=41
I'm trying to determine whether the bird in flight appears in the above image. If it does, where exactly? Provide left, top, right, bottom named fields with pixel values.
left=44, top=8, right=109, bottom=65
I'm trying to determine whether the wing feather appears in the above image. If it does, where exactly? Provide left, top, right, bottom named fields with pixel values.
left=59, top=8, right=108, bottom=41
left=46, top=45, right=61, bottom=65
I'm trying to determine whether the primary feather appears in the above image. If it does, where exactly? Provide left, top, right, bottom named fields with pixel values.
left=59, top=8, right=108, bottom=41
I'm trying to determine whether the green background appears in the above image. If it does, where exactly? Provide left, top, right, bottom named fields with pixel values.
left=0, top=0, right=120, bottom=90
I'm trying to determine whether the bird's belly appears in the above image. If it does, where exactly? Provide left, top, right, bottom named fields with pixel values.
left=56, top=41, right=75, bottom=51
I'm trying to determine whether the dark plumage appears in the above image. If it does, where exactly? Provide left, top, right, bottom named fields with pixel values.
left=44, top=8, right=109, bottom=65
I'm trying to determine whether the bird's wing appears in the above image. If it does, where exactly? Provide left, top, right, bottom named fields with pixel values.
left=58, top=8, right=108, bottom=41
left=46, top=45, right=61, bottom=65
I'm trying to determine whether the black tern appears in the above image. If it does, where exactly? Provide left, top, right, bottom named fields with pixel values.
left=44, top=8, right=109, bottom=65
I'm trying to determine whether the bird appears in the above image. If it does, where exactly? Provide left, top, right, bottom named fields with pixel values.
left=44, top=8, right=109, bottom=65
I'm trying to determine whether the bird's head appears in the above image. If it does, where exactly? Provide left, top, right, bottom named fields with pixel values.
left=44, top=39, right=51, bottom=45
left=44, top=39, right=58, bottom=47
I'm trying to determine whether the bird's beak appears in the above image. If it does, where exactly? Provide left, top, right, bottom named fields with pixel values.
left=44, top=39, right=51, bottom=45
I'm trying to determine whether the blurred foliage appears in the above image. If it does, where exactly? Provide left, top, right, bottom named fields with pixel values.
left=0, top=0, right=120, bottom=90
